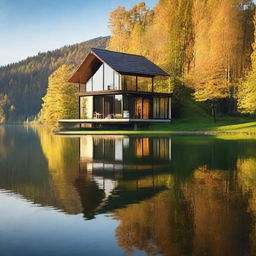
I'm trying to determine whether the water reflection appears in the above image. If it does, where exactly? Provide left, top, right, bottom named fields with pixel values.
left=1, top=126, right=256, bottom=255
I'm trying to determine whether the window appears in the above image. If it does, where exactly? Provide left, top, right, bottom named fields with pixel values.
left=114, top=72, right=121, bottom=90
left=153, top=97, right=168, bottom=119
left=124, top=95, right=135, bottom=118
left=104, top=95, right=115, bottom=118
left=115, top=95, right=123, bottom=119
left=122, top=76, right=136, bottom=91
left=153, top=76, right=171, bottom=93
left=143, top=98, right=151, bottom=119
left=80, top=96, right=93, bottom=118
left=137, top=77, right=152, bottom=92
left=93, top=65, right=104, bottom=91
left=104, top=64, right=114, bottom=90
left=86, top=78, right=92, bottom=92
left=153, top=97, right=160, bottom=118
left=94, top=96, right=104, bottom=118
left=160, top=97, right=166, bottom=118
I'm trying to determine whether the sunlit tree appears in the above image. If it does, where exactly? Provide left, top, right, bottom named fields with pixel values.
left=39, top=64, right=78, bottom=124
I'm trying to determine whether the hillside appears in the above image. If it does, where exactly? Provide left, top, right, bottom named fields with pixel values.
left=0, top=36, right=109, bottom=122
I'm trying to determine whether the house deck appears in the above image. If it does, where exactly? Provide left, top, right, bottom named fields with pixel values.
left=59, top=119, right=171, bottom=124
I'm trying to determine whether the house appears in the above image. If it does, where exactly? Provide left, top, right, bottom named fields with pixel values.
left=59, top=48, right=171, bottom=127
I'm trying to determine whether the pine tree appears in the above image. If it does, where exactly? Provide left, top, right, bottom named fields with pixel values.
left=39, top=64, right=78, bottom=124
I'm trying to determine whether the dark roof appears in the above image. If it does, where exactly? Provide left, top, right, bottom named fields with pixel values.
left=91, top=48, right=169, bottom=77
left=69, top=48, right=169, bottom=84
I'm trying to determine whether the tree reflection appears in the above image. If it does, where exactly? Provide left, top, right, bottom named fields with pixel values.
left=237, top=158, right=256, bottom=256
left=1, top=127, right=256, bottom=256
left=113, top=181, right=194, bottom=256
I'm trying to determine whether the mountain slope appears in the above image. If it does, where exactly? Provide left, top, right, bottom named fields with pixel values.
left=0, top=36, right=109, bottom=122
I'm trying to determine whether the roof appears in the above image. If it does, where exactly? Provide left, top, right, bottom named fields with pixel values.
left=69, top=48, right=169, bottom=84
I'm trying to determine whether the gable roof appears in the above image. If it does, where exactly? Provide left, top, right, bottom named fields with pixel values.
left=69, top=48, right=169, bottom=84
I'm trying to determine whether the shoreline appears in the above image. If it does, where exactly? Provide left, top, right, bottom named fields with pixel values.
left=54, top=129, right=256, bottom=136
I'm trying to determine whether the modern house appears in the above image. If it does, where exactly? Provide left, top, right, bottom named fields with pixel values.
left=59, top=48, right=171, bottom=127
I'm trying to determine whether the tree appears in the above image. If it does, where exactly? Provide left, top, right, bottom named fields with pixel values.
left=39, top=64, right=78, bottom=125
left=188, top=0, right=251, bottom=120
left=0, top=94, right=9, bottom=123
left=238, top=14, right=256, bottom=114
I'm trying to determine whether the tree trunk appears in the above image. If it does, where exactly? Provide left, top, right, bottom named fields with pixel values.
left=211, top=102, right=216, bottom=122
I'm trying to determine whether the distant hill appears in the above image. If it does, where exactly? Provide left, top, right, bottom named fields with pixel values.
left=0, top=36, right=109, bottom=122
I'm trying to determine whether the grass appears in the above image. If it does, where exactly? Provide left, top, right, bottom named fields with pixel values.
left=150, top=116, right=256, bottom=133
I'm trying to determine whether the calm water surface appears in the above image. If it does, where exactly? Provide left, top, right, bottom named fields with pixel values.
left=0, top=126, right=256, bottom=256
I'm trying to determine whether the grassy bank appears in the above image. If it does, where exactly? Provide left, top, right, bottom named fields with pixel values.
left=150, top=116, right=256, bottom=133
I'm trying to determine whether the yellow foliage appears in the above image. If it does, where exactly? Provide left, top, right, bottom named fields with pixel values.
left=39, top=64, right=78, bottom=125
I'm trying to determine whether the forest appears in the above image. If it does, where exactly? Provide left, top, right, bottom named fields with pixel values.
left=1, top=0, right=256, bottom=124
left=107, top=0, right=256, bottom=120
left=0, top=36, right=109, bottom=122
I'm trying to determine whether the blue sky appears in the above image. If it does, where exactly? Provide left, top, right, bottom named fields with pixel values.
left=0, top=0, right=158, bottom=66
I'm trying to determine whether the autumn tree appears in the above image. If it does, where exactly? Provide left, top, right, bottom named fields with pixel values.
left=108, top=2, right=153, bottom=55
left=238, top=14, right=256, bottom=114
left=39, top=64, right=78, bottom=125
left=0, top=94, right=9, bottom=123
left=189, top=0, right=254, bottom=119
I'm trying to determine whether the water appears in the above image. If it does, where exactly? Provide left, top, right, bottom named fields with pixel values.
left=0, top=126, right=256, bottom=256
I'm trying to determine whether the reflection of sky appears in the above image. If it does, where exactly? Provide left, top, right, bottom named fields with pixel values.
left=0, top=191, right=141, bottom=256
left=0, top=0, right=158, bottom=66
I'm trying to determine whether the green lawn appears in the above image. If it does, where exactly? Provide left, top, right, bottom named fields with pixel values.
left=150, top=116, right=256, bottom=133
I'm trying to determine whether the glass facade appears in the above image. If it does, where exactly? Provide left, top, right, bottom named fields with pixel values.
left=82, top=61, right=170, bottom=94
left=93, top=65, right=104, bottom=91
left=122, top=76, right=136, bottom=91
left=80, top=95, right=169, bottom=120
left=104, top=64, right=114, bottom=90
left=153, top=97, right=168, bottom=119
left=114, top=72, right=121, bottom=90
left=80, top=96, right=93, bottom=119
left=115, top=95, right=123, bottom=118
left=137, top=77, right=152, bottom=92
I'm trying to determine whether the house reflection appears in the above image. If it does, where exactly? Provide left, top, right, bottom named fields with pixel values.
left=79, top=135, right=172, bottom=173
left=77, top=135, right=173, bottom=217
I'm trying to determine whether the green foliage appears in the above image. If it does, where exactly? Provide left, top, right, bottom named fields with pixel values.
left=0, top=37, right=109, bottom=123
left=38, top=65, right=78, bottom=125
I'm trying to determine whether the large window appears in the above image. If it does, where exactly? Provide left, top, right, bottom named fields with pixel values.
left=135, top=98, right=143, bottom=119
left=143, top=98, right=151, bottom=119
left=115, top=95, right=123, bottom=118
left=94, top=96, right=104, bottom=118
left=114, top=72, right=121, bottom=90
left=137, top=77, right=152, bottom=92
left=153, top=97, right=168, bottom=119
left=80, top=96, right=93, bottom=119
left=104, top=96, right=114, bottom=118
left=122, top=76, right=136, bottom=91
left=153, top=76, right=171, bottom=93
left=153, top=97, right=160, bottom=118
left=104, top=64, right=114, bottom=90
left=124, top=94, right=135, bottom=119
left=93, top=65, right=104, bottom=91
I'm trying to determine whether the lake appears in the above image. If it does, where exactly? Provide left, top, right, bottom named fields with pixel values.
left=0, top=125, right=256, bottom=256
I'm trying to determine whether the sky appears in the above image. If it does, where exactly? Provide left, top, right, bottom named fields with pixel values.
left=0, top=0, right=158, bottom=66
